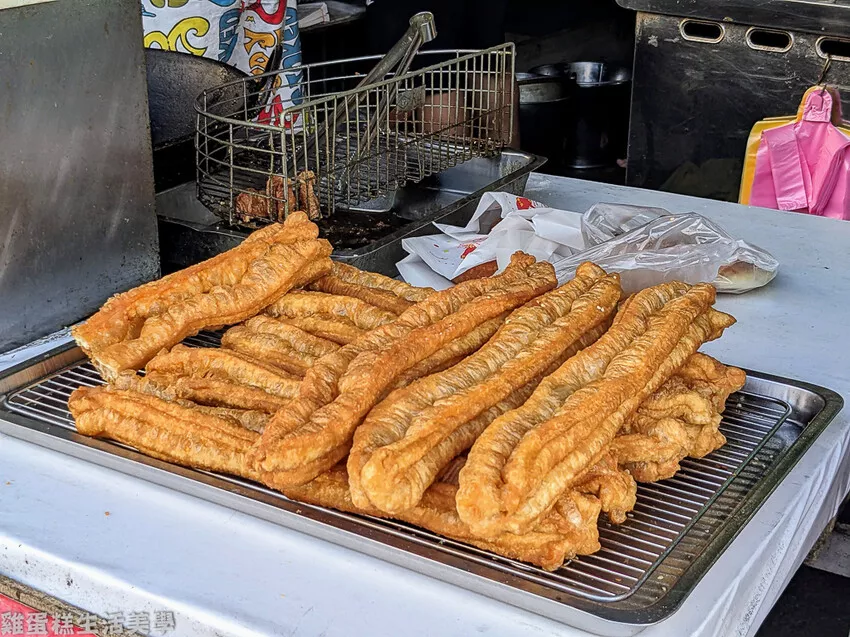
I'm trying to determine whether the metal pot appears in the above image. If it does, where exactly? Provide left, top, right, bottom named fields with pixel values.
left=146, top=49, right=248, bottom=192
left=531, top=61, right=631, bottom=169
left=516, top=72, right=575, bottom=175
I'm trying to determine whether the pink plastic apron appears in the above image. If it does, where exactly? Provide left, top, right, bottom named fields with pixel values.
left=750, top=89, right=850, bottom=220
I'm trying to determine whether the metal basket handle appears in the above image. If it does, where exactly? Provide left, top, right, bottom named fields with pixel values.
left=358, top=12, right=437, bottom=89
left=296, top=13, right=437, bottom=178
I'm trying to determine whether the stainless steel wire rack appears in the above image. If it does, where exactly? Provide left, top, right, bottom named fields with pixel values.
left=0, top=336, right=842, bottom=633
left=1, top=355, right=789, bottom=602
left=195, top=45, right=515, bottom=224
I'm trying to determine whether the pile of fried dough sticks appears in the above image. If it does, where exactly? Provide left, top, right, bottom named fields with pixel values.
left=69, top=212, right=745, bottom=570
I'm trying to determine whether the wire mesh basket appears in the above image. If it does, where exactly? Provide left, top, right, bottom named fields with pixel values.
left=195, top=44, right=515, bottom=225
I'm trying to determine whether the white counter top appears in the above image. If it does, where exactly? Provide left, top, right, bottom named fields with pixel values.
left=1, top=176, right=848, bottom=637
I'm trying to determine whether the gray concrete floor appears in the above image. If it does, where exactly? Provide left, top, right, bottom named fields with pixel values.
left=808, top=524, right=850, bottom=578
left=756, top=505, right=850, bottom=637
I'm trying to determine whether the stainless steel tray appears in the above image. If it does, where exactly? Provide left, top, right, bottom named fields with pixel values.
left=0, top=339, right=842, bottom=636
left=157, top=149, right=545, bottom=275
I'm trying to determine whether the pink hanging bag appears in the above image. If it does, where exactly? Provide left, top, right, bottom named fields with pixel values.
left=750, top=88, right=850, bottom=220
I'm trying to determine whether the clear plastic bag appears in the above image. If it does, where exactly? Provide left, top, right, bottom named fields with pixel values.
left=581, top=203, right=669, bottom=246
left=553, top=205, right=779, bottom=294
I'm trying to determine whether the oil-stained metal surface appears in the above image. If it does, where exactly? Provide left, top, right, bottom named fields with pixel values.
left=0, top=0, right=158, bottom=351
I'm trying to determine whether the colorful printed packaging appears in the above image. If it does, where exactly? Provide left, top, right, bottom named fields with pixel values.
left=141, top=0, right=303, bottom=126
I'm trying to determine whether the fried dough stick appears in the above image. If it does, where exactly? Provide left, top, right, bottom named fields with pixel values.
left=142, top=345, right=299, bottom=413
left=440, top=447, right=636, bottom=526
left=269, top=317, right=366, bottom=345
left=457, top=282, right=736, bottom=538
left=611, top=353, right=746, bottom=482
left=308, top=262, right=434, bottom=315
left=296, top=170, right=322, bottom=221
left=671, top=352, right=746, bottom=412
left=494, top=296, right=733, bottom=518
left=631, top=352, right=745, bottom=439
left=282, top=465, right=602, bottom=571
left=69, top=386, right=262, bottom=481
left=267, top=175, right=288, bottom=222
left=351, top=378, right=541, bottom=508
left=292, top=257, right=334, bottom=291
left=222, top=316, right=339, bottom=376
left=267, top=291, right=397, bottom=330
left=220, top=329, right=323, bottom=377
left=145, top=375, right=293, bottom=414
left=239, top=172, right=318, bottom=223
left=265, top=291, right=397, bottom=345
left=113, top=372, right=270, bottom=433
left=145, top=345, right=300, bottom=399
left=73, top=212, right=333, bottom=380
left=75, top=218, right=313, bottom=355
left=252, top=253, right=558, bottom=488
left=349, top=263, right=623, bottom=514
left=225, top=311, right=494, bottom=382
left=235, top=189, right=273, bottom=222
left=390, top=315, right=506, bottom=389
left=69, top=383, right=600, bottom=571
left=573, top=451, right=637, bottom=524
left=428, top=449, right=636, bottom=526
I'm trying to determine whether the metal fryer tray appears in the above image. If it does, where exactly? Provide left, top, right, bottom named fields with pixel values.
left=159, top=149, right=545, bottom=276
left=0, top=338, right=842, bottom=636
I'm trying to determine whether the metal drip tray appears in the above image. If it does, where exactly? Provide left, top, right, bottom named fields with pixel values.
left=0, top=340, right=842, bottom=635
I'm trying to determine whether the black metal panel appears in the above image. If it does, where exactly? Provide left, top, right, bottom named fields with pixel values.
left=625, top=12, right=850, bottom=199
left=618, top=0, right=850, bottom=37
left=0, top=0, right=159, bottom=351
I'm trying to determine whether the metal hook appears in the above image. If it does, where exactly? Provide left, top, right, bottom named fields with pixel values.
left=817, top=54, right=832, bottom=92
